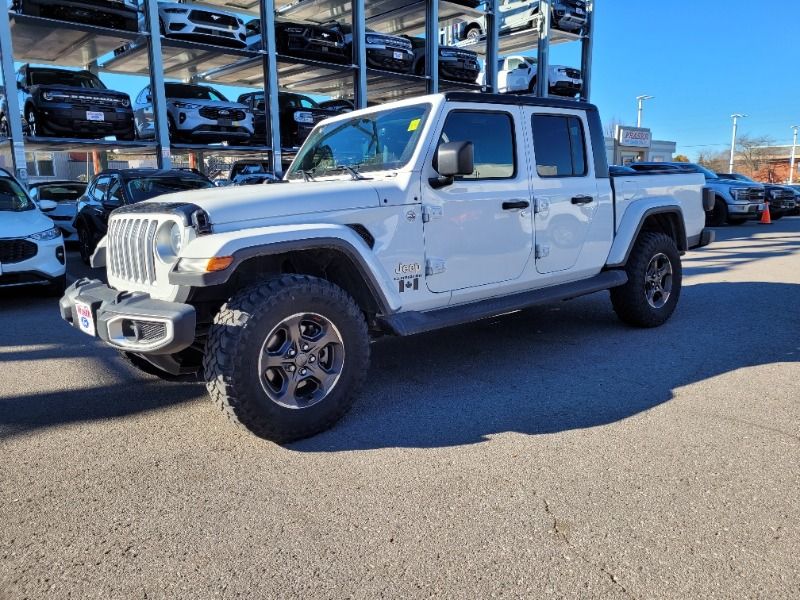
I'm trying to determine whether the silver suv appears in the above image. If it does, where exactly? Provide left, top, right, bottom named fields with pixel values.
left=134, top=83, right=254, bottom=144
left=157, top=1, right=247, bottom=48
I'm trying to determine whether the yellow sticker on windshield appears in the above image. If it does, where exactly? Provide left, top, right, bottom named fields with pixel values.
left=408, top=118, right=421, bottom=132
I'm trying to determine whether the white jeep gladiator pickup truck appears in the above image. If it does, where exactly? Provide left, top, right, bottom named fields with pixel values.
left=59, top=92, right=715, bottom=442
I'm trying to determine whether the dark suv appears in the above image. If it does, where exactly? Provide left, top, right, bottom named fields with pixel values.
left=717, top=173, right=797, bottom=220
left=237, top=91, right=351, bottom=148
left=11, top=0, right=138, bottom=31
left=0, top=65, right=135, bottom=140
left=74, top=169, right=214, bottom=264
left=245, top=19, right=348, bottom=64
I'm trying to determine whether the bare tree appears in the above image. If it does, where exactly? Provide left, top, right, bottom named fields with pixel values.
left=733, top=134, right=775, bottom=177
left=604, top=116, right=624, bottom=138
left=697, top=150, right=728, bottom=173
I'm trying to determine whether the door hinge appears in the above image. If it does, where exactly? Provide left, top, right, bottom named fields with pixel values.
left=535, top=244, right=550, bottom=259
left=422, top=205, right=443, bottom=223
left=534, top=197, right=550, bottom=215
left=425, top=258, right=446, bottom=276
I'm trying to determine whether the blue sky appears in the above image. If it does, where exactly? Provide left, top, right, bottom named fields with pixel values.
left=550, top=0, right=800, bottom=158
left=22, top=0, right=800, bottom=159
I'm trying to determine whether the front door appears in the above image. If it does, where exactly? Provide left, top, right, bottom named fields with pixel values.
left=422, top=105, right=533, bottom=293
left=523, top=107, right=599, bottom=274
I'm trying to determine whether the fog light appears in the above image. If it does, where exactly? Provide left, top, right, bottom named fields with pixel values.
left=56, top=245, right=65, bottom=264
left=179, top=112, right=187, bottom=124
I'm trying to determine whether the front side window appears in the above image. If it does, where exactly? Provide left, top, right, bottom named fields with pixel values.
left=106, top=179, right=124, bottom=207
left=0, top=177, right=34, bottom=212
left=287, top=104, right=431, bottom=179
left=91, top=176, right=111, bottom=202
left=438, top=110, right=515, bottom=180
left=532, top=114, right=587, bottom=178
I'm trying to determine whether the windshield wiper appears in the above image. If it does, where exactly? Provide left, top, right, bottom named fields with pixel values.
left=336, top=164, right=366, bottom=181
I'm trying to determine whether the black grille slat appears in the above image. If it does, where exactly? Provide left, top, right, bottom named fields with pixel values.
left=0, top=239, right=38, bottom=264
left=199, top=107, right=246, bottom=120
left=188, top=9, right=238, bottom=28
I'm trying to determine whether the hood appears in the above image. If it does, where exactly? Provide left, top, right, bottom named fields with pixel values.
left=166, top=98, right=247, bottom=110
left=140, top=179, right=381, bottom=227
left=714, top=178, right=763, bottom=188
left=0, top=208, right=56, bottom=239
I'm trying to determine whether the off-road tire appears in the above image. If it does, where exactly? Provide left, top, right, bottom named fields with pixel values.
left=203, top=275, right=370, bottom=443
left=706, top=197, right=728, bottom=227
left=611, top=232, right=682, bottom=328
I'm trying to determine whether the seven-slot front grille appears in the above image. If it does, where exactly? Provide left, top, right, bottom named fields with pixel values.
left=0, top=239, right=38, bottom=264
left=107, top=217, right=159, bottom=286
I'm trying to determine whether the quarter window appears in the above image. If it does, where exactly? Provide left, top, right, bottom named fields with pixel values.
left=532, top=114, right=588, bottom=178
left=438, top=111, right=515, bottom=179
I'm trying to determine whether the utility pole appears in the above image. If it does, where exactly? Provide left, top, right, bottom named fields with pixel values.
left=789, top=125, right=799, bottom=184
left=636, top=95, right=654, bottom=128
left=729, top=113, right=747, bottom=174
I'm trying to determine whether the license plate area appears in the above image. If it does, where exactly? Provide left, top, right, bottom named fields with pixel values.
left=75, top=301, right=96, bottom=336
left=393, top=51, right=403, bottom=60
left=86, top=111, right=105, bottom=122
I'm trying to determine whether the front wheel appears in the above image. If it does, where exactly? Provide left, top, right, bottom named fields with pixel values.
left=706, top=197, right=728, bottom=227
left=77, top=225, right=94, bottom=265
left=611, top=232, right=682, bottom=328
left=203, top=275, right=370, bottom=442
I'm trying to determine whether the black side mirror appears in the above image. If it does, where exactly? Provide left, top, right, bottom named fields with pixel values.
left=430, top=141, right=474, bottom=189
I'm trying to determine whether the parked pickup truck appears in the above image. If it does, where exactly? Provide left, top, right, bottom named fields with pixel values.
left=59, top=92, right=714, bottom=442
left=628, top=162, right=765, bottom=226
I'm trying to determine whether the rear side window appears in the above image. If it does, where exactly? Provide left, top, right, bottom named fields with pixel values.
left=438, top=110, right=515, bottom=179
left=532, top=114, right=587, bottom=178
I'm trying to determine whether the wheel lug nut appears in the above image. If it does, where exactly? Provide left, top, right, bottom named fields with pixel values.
left=302, top=344, right=309, bottom=351
left=288, top=350, right=296, bottom=357
left=300, top=369, right=307, bottom=376
left=309, top=356, right=316, bottom=363
left=287, top=365, right=295, bottom=372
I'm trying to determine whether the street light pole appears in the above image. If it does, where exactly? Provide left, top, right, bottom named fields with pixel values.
left=636, top=95, right=654, bottom=128
left=729, top=114, right=747, bottom=174
left=789, top=125, right=799, bottom=184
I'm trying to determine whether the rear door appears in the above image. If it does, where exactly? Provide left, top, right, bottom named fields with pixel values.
left=422, top=104, right=533, bottom=293
left=523, top=107, right=599, bottom=274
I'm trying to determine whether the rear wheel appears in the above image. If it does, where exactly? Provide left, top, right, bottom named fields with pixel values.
left=465, top=25, right=482, bottom=41
left=706, top=197, right=728, bottom=227
left=611, top=232, right=682, bottom=328
left=204, top=275, right=370, bottom=443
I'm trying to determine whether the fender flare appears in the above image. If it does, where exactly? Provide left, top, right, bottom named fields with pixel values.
left=606, top=204, right=687, bottom=268
left=168, top=223, right=400, bottom=314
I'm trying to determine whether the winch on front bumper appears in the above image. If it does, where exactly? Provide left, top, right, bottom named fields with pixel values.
left=59, top=278, right=196, bottom=355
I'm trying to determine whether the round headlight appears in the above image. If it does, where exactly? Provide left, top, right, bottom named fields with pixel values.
left=155, top=221, right=182, bottom=263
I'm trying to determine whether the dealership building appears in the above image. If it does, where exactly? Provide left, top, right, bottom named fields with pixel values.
left=605, top=125, right=676, bottom=165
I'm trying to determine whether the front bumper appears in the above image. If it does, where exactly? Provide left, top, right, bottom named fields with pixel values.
left=440, top=59, right=480, bottom=82
left=728, top=202, right=762, bottom=217
left=366, top=47, right=414, bottom=72
left=36, top=103, right=134, bottom=138
left=0, top=235, right=65, bottom=288
left=59, top=279, right=196, bottom=355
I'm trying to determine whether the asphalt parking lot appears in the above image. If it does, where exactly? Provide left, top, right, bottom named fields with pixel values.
left=1, top=219, right=798, bottom=599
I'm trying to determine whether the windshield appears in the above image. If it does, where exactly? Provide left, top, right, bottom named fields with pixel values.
left=0, top=178, right=35, bottom=212
left=34, top=183, right=86, bottom=202
left=287, top=104, right=430, bottom=180
left=126, top=176, right=214, bottom=203
left=165, top=84, right=227, bottom=102
left=694, top=165, right=719, bottom=180
left=29, top=70, right=105, bottom=89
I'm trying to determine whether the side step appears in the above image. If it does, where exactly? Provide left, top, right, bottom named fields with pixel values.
left=382, top=270, right=628, bottom=337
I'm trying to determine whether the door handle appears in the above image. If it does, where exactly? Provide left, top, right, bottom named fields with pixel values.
left=502, top=200, right=530, bottom=210
left=571, top=195, right=594, bottom=205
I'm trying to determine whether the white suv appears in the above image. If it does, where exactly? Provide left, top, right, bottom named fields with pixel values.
left=480, top=55, right=582, bottom=97
left=134, top=83, right=254, bottom=144
left=157, top=1, right=247, bottom=49
left=0, top=168, right=66, bottom=294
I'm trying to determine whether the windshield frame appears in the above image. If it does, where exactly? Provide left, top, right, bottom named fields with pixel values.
left=286, top=102, right=433, bottom=180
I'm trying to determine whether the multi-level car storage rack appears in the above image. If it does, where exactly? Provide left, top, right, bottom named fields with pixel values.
left=0, top=0, right=595, bottom=180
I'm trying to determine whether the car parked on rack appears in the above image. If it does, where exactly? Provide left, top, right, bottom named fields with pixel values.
left=28, top=180, right=87, bottom=241
left=133, top=83, right=254, bottom=144
left=232, top=173, right=280, bottom=186
left=245, top=18, right=349, bottom=64
left=156, top=1, right=247, bottom=48
left=237, top=91, right=353, bottom=149
left=228, top=159, right=272, bottom=182
left=324, top=22, right=414, bottom=73
left=458, top=0, right=588, bottom=42
left=479, top=55, right=582, bottom=96
left=0, top=167, right=66, bottom=294
left=10, top=0, right=138, bottom=31
left=74, top=168, right=215, bottom=264
left=0, top=65, right=135, bottom=140
left=628, top=162, right=765, bottom=226
left=405, top=36, right=480, bottom=83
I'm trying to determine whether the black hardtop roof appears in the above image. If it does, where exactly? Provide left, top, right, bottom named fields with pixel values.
left=442, top=91, right=598, bottom=113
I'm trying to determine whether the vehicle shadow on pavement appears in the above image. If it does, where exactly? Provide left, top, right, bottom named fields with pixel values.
left=291, top=281, right=799, bottom=452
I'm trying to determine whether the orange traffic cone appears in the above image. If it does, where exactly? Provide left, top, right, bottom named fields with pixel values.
left=759, top=201, right=772, bottom=225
